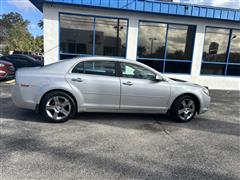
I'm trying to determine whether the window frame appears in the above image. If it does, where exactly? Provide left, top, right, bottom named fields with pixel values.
left=201, top=26, right=240, bottom=77
left=228, top=29, right=240, bottom=64
left=71, top=60, right=118, bottom=77
left=136, top=20, right=196, bottom=75
left=59, top=12, right=129, bottom=60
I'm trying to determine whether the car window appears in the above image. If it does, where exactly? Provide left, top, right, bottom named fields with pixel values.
left=0, top=56, right=7, bottom=60
left=72, top=62, right=84, bottom=74
left=72, top=61, right=116, bottom=77
left=10, top=55, right=19, bottom=59
left=120, top=63, right=156, bottom=80
left=5, top=56, right=18, bottom=61
left=22, top=55, right=36, bottom=61
left=19, top=58, right=29, bottom=63
left=4, top=56, right=12, bottom=60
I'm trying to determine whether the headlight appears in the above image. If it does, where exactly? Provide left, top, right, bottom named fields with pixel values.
left=0, top=63, right=5, bottom=67
left=202, top=87, right=209, bottom=96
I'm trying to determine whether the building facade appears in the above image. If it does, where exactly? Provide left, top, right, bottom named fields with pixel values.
left=30, top=0, right=240, bottom=90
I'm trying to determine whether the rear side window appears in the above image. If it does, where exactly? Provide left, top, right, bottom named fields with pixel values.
left=72, top=62, right=84, bottom=74
left=72, top=61, right=116, bottom=77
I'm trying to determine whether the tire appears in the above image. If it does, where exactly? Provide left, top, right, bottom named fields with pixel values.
left=170, top=95, right=197, bottom=122
left=40, top=91, right=76, bottom=123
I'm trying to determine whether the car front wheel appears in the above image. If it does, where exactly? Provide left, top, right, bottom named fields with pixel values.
left=170, top=95, right=197, bottom=122
left=40, top=91, right=76, bottom=123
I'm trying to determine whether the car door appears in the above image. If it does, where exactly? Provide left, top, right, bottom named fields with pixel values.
left=119, top=62, right=170, bottom=112
left=67, top=60, right=121, bottom=110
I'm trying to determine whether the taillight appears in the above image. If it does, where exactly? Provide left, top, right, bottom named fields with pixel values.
left=0, top=70, right=6, bottom=74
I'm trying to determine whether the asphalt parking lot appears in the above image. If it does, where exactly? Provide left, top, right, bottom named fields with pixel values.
left=0, top=81, right=240, bottom=180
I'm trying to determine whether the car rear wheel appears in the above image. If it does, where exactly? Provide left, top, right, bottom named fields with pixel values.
left=40, top=91, right=76, bottom=123
left=170, top=95, right=197, bottom=122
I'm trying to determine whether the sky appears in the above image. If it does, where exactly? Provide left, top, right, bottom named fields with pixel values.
left=0, top=0, right=240, bottom=37
left=1, top=0, right=43, bottom=37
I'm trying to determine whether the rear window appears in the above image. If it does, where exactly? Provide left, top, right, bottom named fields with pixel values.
left=72, top=61, right=116, bottom=77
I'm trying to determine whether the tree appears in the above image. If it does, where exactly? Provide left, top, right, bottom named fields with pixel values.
left=38, top=20, right=43, bottom=29
left=1, top=12, right=28, bottom=25
left=0, top=12, right=43, bottom=54
left=33, top=36, right=43, bottom=53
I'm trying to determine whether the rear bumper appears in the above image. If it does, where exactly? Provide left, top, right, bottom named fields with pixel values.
left=12, top=84, right=36, bottom=110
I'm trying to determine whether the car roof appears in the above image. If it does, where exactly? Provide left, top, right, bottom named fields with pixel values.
left=41, top=56, right=170, bottom=81
left=42, top=56, right=144, bottom=73
left=76, top=56, right=142, bottom=65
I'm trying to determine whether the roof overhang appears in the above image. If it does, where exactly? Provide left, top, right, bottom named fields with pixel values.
left=30, top=0, right=240, bottom=22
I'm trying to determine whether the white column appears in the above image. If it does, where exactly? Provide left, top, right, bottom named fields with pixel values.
left=43, top=4, right=59, bottom=65
left=191, top=24, right=206, bottom=77
left=126, top=16, right=138, bottom=61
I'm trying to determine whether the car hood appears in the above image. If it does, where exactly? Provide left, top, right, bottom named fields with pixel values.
left=169, top=78, right=203, bottom=88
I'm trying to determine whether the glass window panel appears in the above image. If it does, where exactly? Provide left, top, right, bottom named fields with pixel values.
left=60, top=54, right=79, bottom=60
left=120, top=63, right=156, bottom=80
left=84, top=61, right=116, bottom=76
left=60, top=14, right=94, bottom=55
left=201, top=63, right=226, bottom=75
left=137, top=22, right=167, bottom=59
left=164, top=61, right=191, bottom=73
left=137, top=59, right=164, bottom=72
left=95, top=18, right=127, bottom=57
left=72, top=62, right=84, bottom=74
left=166, top=25, right=196, bottom=60
left=203, top=27, right=230, bottom=62
left=229, top=30, right=240, bottom=64
left=227, top=65, right=240, bottom=76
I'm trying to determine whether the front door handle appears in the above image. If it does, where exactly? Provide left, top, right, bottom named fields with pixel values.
left=71, top=78, right=83, bottom=82
left=123, top=81, right=133, bottom=86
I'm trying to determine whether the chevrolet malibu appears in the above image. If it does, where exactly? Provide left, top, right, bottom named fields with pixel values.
left=12, top=57, right=210, bottom=123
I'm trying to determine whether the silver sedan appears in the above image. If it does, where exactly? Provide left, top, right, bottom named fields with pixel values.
left=12, top=57, right=210, bottom=123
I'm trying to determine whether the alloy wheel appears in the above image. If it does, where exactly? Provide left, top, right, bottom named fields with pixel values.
left=45, top=96, right=71, bottom=120
left=177, top=98, right=195, bottom=121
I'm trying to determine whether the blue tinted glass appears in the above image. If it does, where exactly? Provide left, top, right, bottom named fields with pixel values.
left=60, top=14, right=94, bottom=55
left=201, top=63, right=226, bottom=75
left=137, top=21, right=167, bottom=59
left=229, top=30, right=240, bottom=64
left=166, top=25, right=196, bottom=60
left=95, top=18, right=128, bottom=57
left=203, top=27, right=230, bottom=62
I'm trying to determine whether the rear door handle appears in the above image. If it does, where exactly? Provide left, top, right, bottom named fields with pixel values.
left=71, top=78, right=83, bottom=82
left=123, top=81, right=133, bottom=86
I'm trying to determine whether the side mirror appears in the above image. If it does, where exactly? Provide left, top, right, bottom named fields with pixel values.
left=155, top=75, right=163, bottom=82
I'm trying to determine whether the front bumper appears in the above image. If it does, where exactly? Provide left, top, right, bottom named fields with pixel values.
left=199, top=94, right=211, bottom=114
